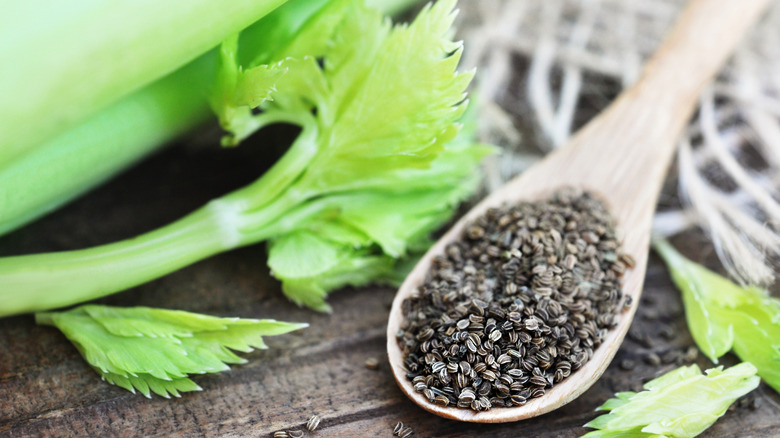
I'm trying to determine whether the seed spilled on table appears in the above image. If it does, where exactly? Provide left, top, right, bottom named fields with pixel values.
left=365, top=357, right=380, bottom=370
left=397, top=188, right=632, bottom=411
left=306, top=414, right=321, bottom=432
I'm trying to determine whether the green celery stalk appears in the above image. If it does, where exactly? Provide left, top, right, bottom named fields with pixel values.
left=365, top=0, right=422, bottom=15
left=0, top=0, right=288, bottom=170
left=0, top=185, right=281, bottom=317
left=0, top=56, right=213, bottom=236
left=0, top=0, right=419, bottom=238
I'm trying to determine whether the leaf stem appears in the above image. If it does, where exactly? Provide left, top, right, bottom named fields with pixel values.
left=0, top=119, right=325, bottom=317
left=0, top=0, right=288, bottom=169
left=0, top=206, right=229, bottom=317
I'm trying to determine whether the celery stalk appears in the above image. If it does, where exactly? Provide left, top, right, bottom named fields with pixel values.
left=0, top=56, right=213, bottom=236
left=0, top=138, right=319, bottom=317
left=0, top=0, right=288, bottom=169
left=0, top=0, right=419, bottom=237
left=365, top=0, right=422, bottom=15
left=1, top=206, right=229, bottom=316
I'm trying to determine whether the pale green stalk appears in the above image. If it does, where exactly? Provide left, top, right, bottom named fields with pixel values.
left=0, top=0, right=288, bottom=170
left=0, top=56, right=213, bottom=236
left=0, top=0, right=420, bottom=238
left=0, top=124, right=321, bottom=317
left=365, top=0, right=422, bottom=15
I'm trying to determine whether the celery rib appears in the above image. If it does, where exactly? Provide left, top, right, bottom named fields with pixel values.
left=0, top=0, right=420, bottom=238
left=1, top=203, right=242, bottom=317
left=0, top=0, right=288, bottom=170
left=0, top=56, right=213, bottom=236
left=0, top=127, right=322, bottom=317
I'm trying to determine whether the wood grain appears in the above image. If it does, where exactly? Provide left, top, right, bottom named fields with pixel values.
left=0, top=132, right=778, bottom=437
left=387, top=0, right=771, bottom=422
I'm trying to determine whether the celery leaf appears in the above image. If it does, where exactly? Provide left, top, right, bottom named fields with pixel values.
left=583, top=363, right=759, bottom=438
left=267, top=230, right=396, bottom=312
left=208, top=0, right=491, bottom=310
left=298, top=0, right=472, bottom=193
left=654, top=239, right=780, bottom=392
left=35, top=305, right=306, bottom=398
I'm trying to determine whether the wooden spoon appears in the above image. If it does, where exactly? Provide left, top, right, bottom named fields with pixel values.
left=387, top=0, right=770, bottom=423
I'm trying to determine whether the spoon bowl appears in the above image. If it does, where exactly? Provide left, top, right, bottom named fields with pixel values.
left=387, top=0, right=770, bottom=423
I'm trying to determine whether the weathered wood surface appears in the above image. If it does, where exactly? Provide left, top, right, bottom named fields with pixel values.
left=1, top=137, right=778, bottom=437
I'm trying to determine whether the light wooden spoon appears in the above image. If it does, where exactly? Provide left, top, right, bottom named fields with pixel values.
left=387, top=0, right=770, bottom=423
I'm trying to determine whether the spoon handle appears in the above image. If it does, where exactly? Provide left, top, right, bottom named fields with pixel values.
left=551, top=0, right=770, bottom=206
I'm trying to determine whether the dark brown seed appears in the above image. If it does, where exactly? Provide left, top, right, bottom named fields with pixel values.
left=306, top=415, right=321, bottom=432
left=273, top=432, right=288, bottom=438
left=644, top=353, right=662, bottom=367
left=529, top=375, right=548, bottom=387
left=494, top=383, right=510, bottom=394
left=416, top=327, right=434, bottom=341
left=288, top=431, right=304, bottom=438
left=400, top=427, right=414, bottom=438
left=393, top=422, right=404, bottom=436
left=510, top=394, right=527, bottom=405
left=481, top=370, right=497, bottom=381
left=619, top=359, right=636, bottom=371
left=507, top=368, right=524, bottom=378
left=459, top=389, right=476, bottom=403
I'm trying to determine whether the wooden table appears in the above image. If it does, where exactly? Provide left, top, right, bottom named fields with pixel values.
left=1, top=133, right=778, bottom=437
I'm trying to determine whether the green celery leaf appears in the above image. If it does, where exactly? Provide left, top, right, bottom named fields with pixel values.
left=298, top=0, right=472, bottom=193
left=267, top=230, right=395, bottom=312
left=266, top=131, right=489, bottom=307
left=214, top=0, right=473, bottom=187
left=209, top=0, right=349, bottom=146
left=210, top=35, right=289, bottom=146
left=318, top=188, right=469, bottom=258
left=654, top=239, right=780, bottom=392
left=205, top=0, right=491, bottom=311
left=36, top=305, right=306, bottom=397
left=101, top=371, right=202, bottom=399
left=583, top=363, right=759, bottom=438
